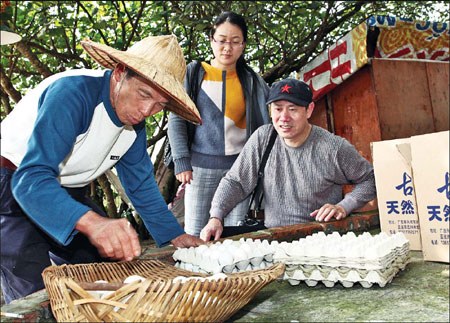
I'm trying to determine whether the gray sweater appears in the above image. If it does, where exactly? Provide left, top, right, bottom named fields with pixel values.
left=210, top=124, right=377, bottom=227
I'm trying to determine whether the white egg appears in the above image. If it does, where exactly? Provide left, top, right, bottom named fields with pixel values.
left=343, top=231, right=356, bottom=239
left=172, top=248, right=182, bottom=261
left=222, top=239, right=234, bottom=246
left=173, top=276, right=188, bottom=283
left=218, top=250, right=234, bottom=266
left=209, top=249, right=221, bottom=262
left=176, top=248, right=188, bottom=263
left=184, top=262, right=194, bottom=271
left=231, top=248, right=247, bottom=262
left=195, top=245, right=208, bottom=258
left=240, top=243, right=253, bottom=258
left=123, top=275, right=146, bottom=284
left=87, top=291, right=103, bottom=299
left=206, top=273, right=227, bottom=281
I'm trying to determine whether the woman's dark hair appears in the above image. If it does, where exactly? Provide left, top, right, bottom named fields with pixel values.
left=210, top=11, right=248, bottom=42
left=209, top=11, right=259, bottom=100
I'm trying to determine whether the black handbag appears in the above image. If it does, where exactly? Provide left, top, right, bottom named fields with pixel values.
left=221, top=127, right=278, bottom=237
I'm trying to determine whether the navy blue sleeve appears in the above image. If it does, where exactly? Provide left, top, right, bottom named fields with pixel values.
left=115, top=125, right=185, bottom=246
left=11, top=76, right=98, bottom=245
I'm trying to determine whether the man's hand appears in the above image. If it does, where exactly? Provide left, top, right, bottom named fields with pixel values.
left=175, top=170, right=193, bottom=185
left=171, top=233, right=204, bottom=248
left=200, top=218, right=223, bottom=242
left=310, top=204, right=347, bottom=222
left=76, top=211, right=141, bottom=261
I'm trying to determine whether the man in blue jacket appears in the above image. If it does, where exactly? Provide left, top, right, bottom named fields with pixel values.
left=0, top=34, right=203, bottom=303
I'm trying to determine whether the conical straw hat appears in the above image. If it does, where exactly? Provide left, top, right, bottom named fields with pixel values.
left=81, top=35, right=201, bottom=124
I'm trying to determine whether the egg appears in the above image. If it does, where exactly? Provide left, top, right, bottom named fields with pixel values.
left=123, top=275, right=146, bottom=284
left=218, top=250, right=234, bottom=267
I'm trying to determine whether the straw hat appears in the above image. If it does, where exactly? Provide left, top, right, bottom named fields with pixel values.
left=81, top=35, right=201, bottom=124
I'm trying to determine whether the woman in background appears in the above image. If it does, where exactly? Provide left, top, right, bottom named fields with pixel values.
left=168, top=11, right=270, bottom=236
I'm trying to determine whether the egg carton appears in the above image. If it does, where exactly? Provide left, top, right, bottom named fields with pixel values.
left=278, top=245, right=410, bottom=270
left=284, top=251, right=410, bottom=288
left=173, top=232, right=410, bottom=283
left=283, top=252, right=409, bottom=277
left=173, top=238, right=275, bottom=274
left=273, top=231, right=410, bottom=270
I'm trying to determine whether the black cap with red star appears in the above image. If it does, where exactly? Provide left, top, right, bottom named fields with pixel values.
left=266, top=79, right=313, bottom=107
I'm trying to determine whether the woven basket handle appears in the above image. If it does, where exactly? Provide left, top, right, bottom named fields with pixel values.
left=73, top=298, right=127, bottom=309
left=79, top=282, right=125, bottom=291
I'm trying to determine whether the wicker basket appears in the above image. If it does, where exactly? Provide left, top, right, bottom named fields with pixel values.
left=42, top=260, right=285, bottom=322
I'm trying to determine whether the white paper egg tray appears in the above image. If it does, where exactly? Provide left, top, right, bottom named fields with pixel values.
left=173, top=237, right=275, bottom=274
left=273, top=231, right=410, bottom=270
left=173, top=232, right=410, bottom=288
left=283, top=251, right=410, bottom=288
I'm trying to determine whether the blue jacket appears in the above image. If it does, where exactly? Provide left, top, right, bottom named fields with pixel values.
left=1, top=69, right=184, bottom=247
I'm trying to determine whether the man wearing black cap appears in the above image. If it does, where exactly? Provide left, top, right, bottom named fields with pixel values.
left=200, top=79, right=376, bottom=241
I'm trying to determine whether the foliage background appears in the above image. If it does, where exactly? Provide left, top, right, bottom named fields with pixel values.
left=1, top=0, right=448, bottom=237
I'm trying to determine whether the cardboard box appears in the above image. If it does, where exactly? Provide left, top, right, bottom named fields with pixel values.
left=372, top=138, right=422, bottom=250
left=410, top=131, right=449, bottom=263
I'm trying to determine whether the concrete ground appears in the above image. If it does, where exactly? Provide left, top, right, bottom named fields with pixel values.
left=229, top=251, right=449, bottom=322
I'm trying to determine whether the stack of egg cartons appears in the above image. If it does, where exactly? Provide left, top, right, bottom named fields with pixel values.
left=274, top=231, right=410, bottom=288
left=173, top=238, right=275, bottom=274
left=172, top=231, right=410, bottom=288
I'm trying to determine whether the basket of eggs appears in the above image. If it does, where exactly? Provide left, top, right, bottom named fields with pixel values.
left=42, top=259, right=284, bottom=322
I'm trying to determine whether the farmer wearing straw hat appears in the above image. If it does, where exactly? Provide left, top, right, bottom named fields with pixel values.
left=0, top=35, right=203, bottom=303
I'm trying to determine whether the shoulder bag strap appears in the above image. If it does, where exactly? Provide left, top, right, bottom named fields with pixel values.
left=186, top=60, right=202, bottom=146
left=247, top=127, right=278, bottom=218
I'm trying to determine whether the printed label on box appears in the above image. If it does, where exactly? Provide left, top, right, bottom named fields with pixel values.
left=410, top=131, right=449, bottom=263
left=372, top=138, right=422, bottom=250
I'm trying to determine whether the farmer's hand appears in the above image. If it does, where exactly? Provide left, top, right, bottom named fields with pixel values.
left=310, top=204, right=347, bottom=222
left=171, top=233, right=204, bottom=248
left=200, top=217, right=223, bottom=242
left=76, top=210, right=141, bottom=261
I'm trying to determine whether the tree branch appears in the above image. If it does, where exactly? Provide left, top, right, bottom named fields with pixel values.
left=14, top=40, right=53, bottom=78
left=121, top=0, right=146, bottom=48
left=76, top=0, right=109, bottom=44
left=26, top=41, right=90, bottom=66
left=1, top=88, right=13, bottom=117
left=0, top=67, right=23, bottom=103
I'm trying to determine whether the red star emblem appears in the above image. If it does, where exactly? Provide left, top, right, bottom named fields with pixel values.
left=281, top=84, right=292, bottom=93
